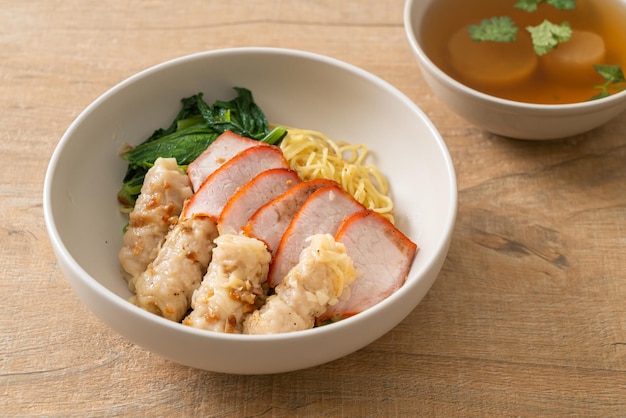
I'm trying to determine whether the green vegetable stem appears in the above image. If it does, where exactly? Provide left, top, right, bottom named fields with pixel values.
left=117, top=87, right=288, bottom=208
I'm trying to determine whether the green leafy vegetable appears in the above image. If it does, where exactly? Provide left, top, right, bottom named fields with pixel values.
left=526, top=20, right=572, bottom=55
left=469, top=17, right=518, bottom=42
left=117, top=124, right=219, bottom=208
left=117, top=87, right=287, bottom=208
left=122, top=124, right=218, bottom=170
left=200, top=87, right=267, bottom=140
left=591, top=65, right=626, bottom=100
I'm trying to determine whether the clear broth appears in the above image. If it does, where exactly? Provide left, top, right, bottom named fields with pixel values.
left=420, top=0, right=626, bottom=104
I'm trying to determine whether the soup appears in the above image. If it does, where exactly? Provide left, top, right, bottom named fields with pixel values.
left=420, top=0, right=626, bottom=104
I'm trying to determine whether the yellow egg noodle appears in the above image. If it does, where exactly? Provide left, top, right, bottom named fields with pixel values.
left=278, top=126, right=394, bottom=224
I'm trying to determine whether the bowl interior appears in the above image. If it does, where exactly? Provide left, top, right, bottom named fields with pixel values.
left=44, top=48, right=457, bottom=371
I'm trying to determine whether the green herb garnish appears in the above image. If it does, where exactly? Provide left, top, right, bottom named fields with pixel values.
left=469, top=0, right=573, bottom=54
left=514, top=0, right=576, bottom=13
left=526, top=20, right=572, bottom=56
left=591, top=65, right=626, bottom=100
left=117, top=87, right=287, bottom=208
left=468, top=17, right=518, bottom=42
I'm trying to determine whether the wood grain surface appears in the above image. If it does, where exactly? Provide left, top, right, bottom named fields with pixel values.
left=2, top=0, right=626, bottom=416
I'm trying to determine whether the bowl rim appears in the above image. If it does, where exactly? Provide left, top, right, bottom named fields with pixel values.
left=43, top=46, right=458, bottom=343
left=403, top=0, right=626, bottom=111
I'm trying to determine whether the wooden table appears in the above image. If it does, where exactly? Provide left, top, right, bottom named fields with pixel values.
left=2, top=1, right=625, bottom=416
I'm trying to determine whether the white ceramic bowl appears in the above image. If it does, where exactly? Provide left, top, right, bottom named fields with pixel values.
left=404, top=0, right=626, bottom=140
left=43, top=47, right=457, bottom=374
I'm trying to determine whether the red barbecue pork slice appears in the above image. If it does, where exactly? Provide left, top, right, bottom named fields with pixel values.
left=267, top=184, right=365, bottom=287
left=242, top=178, right=338, bottom=254
left=187, top=130, right=266, bottom=192
left=317, top=210, right=418, bottom=324
left=217, top=168, right=302, bottom=235
left=181, top=144, right=289, bottom=221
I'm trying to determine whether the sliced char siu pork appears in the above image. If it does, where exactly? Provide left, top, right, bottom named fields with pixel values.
left=317, top=210, right=418, bottom=323
left=186, top=131, right=265, bottom=192
left=267, top=184, right=365, bottom=287
left=218, top=168, right=301, bottom=235
left=182, top=144, right=289, bottom=221
left=242, top=178, right=337, bottom=254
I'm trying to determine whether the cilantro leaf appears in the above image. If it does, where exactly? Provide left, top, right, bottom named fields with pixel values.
left=590, top=65, right=626, bottom=100
left=526, top=20, right=572, bottom=55
left=515, top=0, right=542, bottom=12
left=469, top=16, right=518, bottom=42
left=515, top=0, right=576, bottom=12
left=595, top=64, right=626, bottom=84
left=547, top=0, right=577, bottom=10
